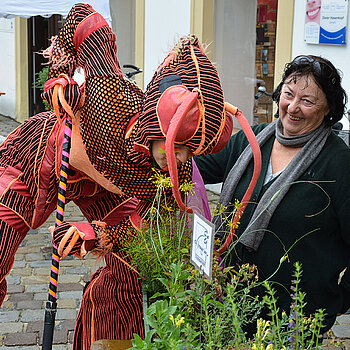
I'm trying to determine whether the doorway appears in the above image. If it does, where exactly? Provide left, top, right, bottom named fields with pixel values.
left=254, top=0, right=278, bottom=124
left=27, top=15, right=63, bottom=116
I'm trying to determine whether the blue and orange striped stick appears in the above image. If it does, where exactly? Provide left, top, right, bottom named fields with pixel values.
left=43, top=116, right=72, bottom=350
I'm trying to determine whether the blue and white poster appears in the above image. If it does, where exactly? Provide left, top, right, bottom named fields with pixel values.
left=304, top=0, right=348, bottom=45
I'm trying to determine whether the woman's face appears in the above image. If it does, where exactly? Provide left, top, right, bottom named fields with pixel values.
left=151, top=140, right=191, bottom=171
left=279, top=74, right=329, bottom=137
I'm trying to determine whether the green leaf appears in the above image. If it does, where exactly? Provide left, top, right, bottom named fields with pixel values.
left=131, top=334, right=145, bottom=348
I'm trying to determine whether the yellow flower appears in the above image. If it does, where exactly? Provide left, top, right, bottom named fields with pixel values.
left=179, top=180, right=196, bottom=195
left=149, top=169, right=173, bottom=189
left=169, top=315, right=174, bottom=324
left=233, top=198, right=242, bottom=211
left=175, top=316, right=185, bottom=327
left=266, top=343, right=273, bottom=350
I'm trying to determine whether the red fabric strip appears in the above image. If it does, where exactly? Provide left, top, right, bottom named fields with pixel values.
left=73, top=12, right=108, bottom=49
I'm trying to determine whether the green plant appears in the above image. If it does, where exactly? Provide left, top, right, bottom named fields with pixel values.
left=123, top=172, right=333, bottom=349
left=33, top=67, right=52, bottom=111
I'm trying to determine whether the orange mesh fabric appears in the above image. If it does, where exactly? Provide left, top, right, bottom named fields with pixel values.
left=42, top=3, right=192, bottom=205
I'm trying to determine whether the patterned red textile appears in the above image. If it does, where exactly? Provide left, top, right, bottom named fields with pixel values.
left=0, top=2, right=231, bottom=349
left=0, top=112, right=139, bottom=348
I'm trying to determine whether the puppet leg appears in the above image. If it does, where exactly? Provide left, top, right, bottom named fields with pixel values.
left=0, top=214, right=29, bottom=306
left=73, top=253, right=143, bottom=349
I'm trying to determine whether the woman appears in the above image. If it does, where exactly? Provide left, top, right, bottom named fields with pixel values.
left=195, top=55, right=350, bottom=332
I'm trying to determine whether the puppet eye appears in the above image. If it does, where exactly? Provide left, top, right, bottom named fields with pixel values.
left=159, top=74, right=182, bottom=93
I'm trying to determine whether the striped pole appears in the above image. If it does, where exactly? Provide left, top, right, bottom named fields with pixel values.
left=42, top=116, right=72, bottom=350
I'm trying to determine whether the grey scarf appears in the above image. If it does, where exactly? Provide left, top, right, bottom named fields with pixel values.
left=217, top=118, right=331, bottom=251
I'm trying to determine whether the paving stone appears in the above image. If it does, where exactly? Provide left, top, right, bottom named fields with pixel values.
left=5, top=276, right=20, bottom=285
left=6, top=284, right=24, bottom=294
left=33, top=292, right=48, bottom=301
left=9, top=292, right=34, bottom=302
left=26, top=320, right=45, bottom=332
left=57, top=283, right=83, bottom=292
left=57, top=299, right=77, bottom=309
left=20, top=309, right=45, bottom=322
left=12, top=253, right=24, bottom=261
left=32, top=267, right=51, bottom=276
left=83, top=273, right=93, bottom=283
left=25, top=253, right=44, bottom=261
left=22, top=275, right=50, bottom=285
left=41, top=246, right=54, bottom=254
left=56, top=308, right=77, bottom=320
left=26, top=284, right=50, bottom=293
left=3, top=332, right=37, bottom=346
left=16, top=246, right=41, bottom=254
left=39, top=329, right=68, bottom=345
left=56, top=319, right=76, bottom=332
left=0, top=300, right=14, bottom=310
left=58, top=291, right=83, bottom=300
left=59, top=259, right=88, bottom=267
left=0, top=346, right=39, bottom=350
left=58, top=274, right=83, bottom=284
left=17, top=300, right=44, bottom=310
left=29, top=260, right=51, bottom=268
left=68, top=330, right=74, bottom=343
left=0, top=322, right=24, bottom=334
left=10, top=267, right=32, bottom=276
left=12, top=260, right=26, bottom=268
left=62, top=266, right=88, bottom=275
left=336, top=315, right=350, bottom=325
left=52, top=345, right=71, bottom=350
left=333, top=325, right=350, bottom=339
left=0, top=311, right=19, bottom=323
left=25, top=239, right=51, bottom=248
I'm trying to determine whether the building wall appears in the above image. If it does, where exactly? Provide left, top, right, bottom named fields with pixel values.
left=143, top=0, right=191, bottom=87
left=110, top=0, right=135, bottom=71
left=292, top=1, right=350, bottom=129
left=213, top=0, right=257, bottom=126
left=0, top=18, right=16, bottom=118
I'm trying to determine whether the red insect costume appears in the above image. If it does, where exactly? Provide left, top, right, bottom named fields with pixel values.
left=0, top=3, right=234, bottom=349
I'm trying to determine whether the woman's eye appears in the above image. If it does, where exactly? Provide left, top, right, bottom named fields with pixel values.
left=303, top=99, right=314, bottom=105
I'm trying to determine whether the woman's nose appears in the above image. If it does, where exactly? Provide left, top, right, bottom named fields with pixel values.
left=287, top=99, right=299, bottom=114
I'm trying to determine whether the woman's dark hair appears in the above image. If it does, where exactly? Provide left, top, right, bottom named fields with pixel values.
left=272, top=55, right=347, bottom=126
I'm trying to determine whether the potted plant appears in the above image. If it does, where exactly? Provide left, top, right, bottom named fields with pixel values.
left=121, top=171, right=337, bottom=349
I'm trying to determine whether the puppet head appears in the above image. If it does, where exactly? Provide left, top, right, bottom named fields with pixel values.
left=133, top=35, right=233, bottom=211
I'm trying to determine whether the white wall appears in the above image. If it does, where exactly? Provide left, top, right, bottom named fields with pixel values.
left=144, top=0, right=191, bottom=87
left=0, top=18, right=16, bottom=117
left=213, top=0, right=257, bottom=127
left=292, top=1, right=350, bottom=129
left=110, top=0, right=135, bottom=69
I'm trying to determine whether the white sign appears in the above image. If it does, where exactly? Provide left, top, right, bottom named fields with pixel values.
left=304, top=0, right=348, bottom=45
left=190, top=213, right=215, bottom=281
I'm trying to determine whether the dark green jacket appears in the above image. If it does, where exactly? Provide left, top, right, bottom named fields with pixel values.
left=195, top=124, right=350, bottom=331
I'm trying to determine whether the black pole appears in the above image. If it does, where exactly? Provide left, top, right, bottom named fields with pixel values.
left=42, top=117, right=72, bottom=349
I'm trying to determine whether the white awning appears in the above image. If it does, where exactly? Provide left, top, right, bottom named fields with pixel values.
left=0, top=1, right=111, bottom=23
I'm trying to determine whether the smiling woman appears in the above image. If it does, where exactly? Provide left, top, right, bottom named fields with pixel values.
left=278, top=73, right=329, bottom=137
left=195, top=54, right=350, bottom=335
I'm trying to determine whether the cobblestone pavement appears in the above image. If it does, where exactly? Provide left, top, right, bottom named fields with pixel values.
left=0, top=114, right=349, bottom=349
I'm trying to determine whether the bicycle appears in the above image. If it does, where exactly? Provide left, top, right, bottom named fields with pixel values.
left=253, top=85, right=273, bottom=125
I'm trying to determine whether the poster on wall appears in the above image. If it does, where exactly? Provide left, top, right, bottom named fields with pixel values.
left=304, top=0, right=348, bottom=45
